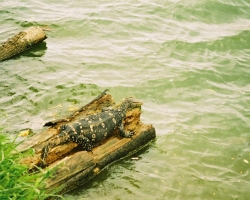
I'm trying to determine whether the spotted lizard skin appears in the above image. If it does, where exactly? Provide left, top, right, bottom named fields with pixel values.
left=41, top=97, right=142, bottom=165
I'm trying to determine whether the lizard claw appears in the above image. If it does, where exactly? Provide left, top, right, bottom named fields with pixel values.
left=40, top=160, right=48, bottom=168
left=127, top=131, right=134, bottom=138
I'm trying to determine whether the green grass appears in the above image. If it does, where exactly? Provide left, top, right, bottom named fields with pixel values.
left=0, top=128, right=62, bottom=200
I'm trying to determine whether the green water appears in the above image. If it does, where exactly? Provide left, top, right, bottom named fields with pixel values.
left=1, top=0, right=250, bottom=199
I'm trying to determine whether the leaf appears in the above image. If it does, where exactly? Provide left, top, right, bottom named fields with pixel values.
left=243, top=159, right=249, bottom=164
left=18, top=130, right=31, bottom=137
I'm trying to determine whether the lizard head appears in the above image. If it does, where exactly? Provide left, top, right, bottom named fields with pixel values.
left=120, top=97, right=143, bottom=110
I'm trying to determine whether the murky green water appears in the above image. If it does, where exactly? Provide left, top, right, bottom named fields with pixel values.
left=1, top=0, right=250, bottom=199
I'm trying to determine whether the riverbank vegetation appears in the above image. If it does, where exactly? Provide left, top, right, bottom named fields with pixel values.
left=0, top=128, right=61, bottom=199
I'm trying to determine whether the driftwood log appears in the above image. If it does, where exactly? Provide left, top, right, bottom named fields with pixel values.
left=16, top=90, right=156, bottom=195
left=0, top=26, right=47, bottom=61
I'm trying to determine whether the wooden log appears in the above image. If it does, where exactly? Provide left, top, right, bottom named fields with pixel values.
left=0, top=26, right=47, bottom=61
left=17, top=90, right=156, bottom=195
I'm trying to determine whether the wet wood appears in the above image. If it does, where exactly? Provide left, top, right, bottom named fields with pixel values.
left=0, top=26, right=47, bottom=61
left=17, top=90, right=156, bottom=195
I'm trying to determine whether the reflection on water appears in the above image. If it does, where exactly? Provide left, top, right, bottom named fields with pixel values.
left=0, top=0, right=250, bottom=199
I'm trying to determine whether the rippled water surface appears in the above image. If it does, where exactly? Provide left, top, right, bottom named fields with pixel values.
left=1, top=0, right=250, bottom=199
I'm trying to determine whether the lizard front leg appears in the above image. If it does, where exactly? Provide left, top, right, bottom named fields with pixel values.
left=118, top=123, right=134, bottom=138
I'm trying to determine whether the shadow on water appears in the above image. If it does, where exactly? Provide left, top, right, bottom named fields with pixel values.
left=5, top=41, right=47, bottom=61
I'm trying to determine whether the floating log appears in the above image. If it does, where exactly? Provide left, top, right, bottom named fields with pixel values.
left=17, top=90, right=156, bottom=195
left=0, top=26, right=47, bottom=61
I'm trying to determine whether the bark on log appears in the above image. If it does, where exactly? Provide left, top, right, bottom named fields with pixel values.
left=0, top=26, right=47, bottom=61
left=16, top=90, right=156, bottom=195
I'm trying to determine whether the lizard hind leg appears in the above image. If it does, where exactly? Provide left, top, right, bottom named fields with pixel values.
left=40, top=145, right=50, bottom=167
left=73, top=134, right=94, bottom=152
